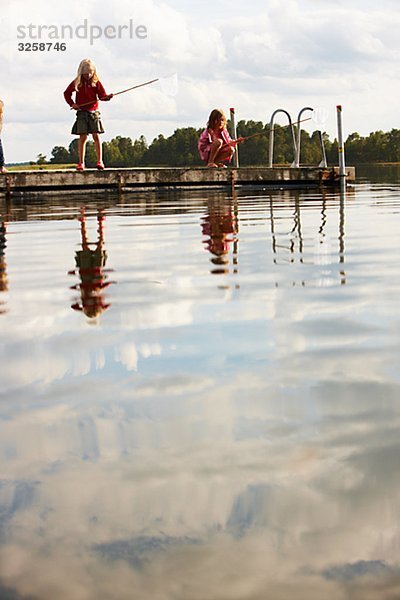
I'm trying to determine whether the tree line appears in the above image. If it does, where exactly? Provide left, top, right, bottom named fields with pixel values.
left=44, top=122, right=400, bottom=167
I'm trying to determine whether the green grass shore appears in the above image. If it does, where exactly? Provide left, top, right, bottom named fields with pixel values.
left=7, top=164, right=75, bottom=171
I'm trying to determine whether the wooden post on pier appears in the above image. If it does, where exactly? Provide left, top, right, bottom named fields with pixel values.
left=336, top=105, right=346, bottom=192
left=230, top=107, right=239, bottom=168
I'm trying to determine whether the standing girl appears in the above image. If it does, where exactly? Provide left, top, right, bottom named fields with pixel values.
left=0, top=100, right=7, bottom=174
left=198, top=108, right=243, bottom=168
left=64, top=59, right=113, bottom=171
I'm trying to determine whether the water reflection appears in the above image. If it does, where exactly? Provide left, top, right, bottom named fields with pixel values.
left=2, top=183, right=400, bottom=599
left=267, top=188, right=349, bottom=287
left=269, top=196, right=304, bottom=265
left=68, top=208, right=114, bottom=321
left=0, top=219, right=7, bottom=313
left=339, top=189, right=346, bottom=285
left=201, top=199, right=238, bottom=275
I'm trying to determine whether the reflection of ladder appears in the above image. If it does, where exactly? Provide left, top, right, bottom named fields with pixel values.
left=268, top=107, right=328, bottom=168
left=269, top=196, right=304, bottom=266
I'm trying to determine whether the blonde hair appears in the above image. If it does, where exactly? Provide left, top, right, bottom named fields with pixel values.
left=74, top=59, right=99, bottom=90
left=207, top=108, right=227, bottom=131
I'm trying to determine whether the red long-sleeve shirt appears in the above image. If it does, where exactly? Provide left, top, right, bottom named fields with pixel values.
left=64, top=79, right=108, bottom=111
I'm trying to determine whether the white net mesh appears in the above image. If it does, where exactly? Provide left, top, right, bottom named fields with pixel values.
left=312, top=106, right=329, bottom=125
left=158, top=73, right=178, bottom=97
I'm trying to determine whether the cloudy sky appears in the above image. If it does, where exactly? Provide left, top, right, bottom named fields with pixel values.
left=0, top=0, right=399, bottom=163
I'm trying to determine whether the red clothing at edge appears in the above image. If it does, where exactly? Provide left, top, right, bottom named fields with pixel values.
left=64, top=79, right=108, bottom=111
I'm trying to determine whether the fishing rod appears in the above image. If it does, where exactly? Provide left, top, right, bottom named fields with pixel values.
left=233, top=117, right=312, bottom=144
left=113, top=78, right=159, bottom=97
left=71, top=77, right=160, bottom=110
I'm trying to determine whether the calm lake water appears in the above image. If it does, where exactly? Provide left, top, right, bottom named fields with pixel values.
left=1, top=166, right=400, bottom=599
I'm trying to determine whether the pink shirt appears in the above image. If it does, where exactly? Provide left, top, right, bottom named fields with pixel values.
left=198, top=127, right=233, bottom=162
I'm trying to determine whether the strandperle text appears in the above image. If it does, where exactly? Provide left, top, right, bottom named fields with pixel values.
left=16, top=19, right=147, bottom=46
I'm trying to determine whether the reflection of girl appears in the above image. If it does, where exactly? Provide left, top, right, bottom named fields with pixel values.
left=64, top=59, right=113, bottom=171
left=201, top=202, right=237, bottom=274
left=69, top=209, right=112, bottom=320
left=0, top=100, right=7, bottom=173
left=198, top=109, right=243, bottom=168
left=0, top=220, right=8, bottom=314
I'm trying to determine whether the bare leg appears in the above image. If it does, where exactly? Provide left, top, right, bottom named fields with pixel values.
left=207, top=139, right=223, bottom=167
left=92, top=133, right=102, bottom=162
left=214, top=144, right=235, bottom=165
left=78, top=135, right=88, bottom=165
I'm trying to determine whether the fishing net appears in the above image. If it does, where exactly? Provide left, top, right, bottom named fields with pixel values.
left=312, top=106, right=329, bottom=126
left=158, top=73, right=178, bottom=97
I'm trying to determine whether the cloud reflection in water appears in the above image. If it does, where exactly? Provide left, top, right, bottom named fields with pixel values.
left=1, top=188, right=400, bottom=598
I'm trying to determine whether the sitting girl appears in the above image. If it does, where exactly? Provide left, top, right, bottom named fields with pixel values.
left=198, top=108, right=243, bottom=167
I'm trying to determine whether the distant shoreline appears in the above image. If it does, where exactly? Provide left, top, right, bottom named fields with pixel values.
left=5, top=161, right=400, bottom=171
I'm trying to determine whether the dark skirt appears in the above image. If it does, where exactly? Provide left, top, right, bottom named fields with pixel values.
left=72, top=110, right=105, bottom=135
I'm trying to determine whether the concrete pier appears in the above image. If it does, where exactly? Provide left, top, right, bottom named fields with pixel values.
left=0, top=165, right=355, bottom=197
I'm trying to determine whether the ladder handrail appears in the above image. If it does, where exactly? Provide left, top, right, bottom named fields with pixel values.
left=294, top=106, right=328, bottom=168
left=268, top=109, right=297, bottom=168
left=294, top=107, right=313, bottom=167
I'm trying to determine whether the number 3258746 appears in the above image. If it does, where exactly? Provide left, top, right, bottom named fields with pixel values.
left=18, top=42, right=67, bottom=51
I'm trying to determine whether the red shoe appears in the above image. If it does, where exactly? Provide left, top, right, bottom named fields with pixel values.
left=96, top=161, right=105, bottom=170
left=76, top=163, right=85, bottom=172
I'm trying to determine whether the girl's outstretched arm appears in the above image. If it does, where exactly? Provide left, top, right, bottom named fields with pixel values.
left=228, top=137, right=245, bottom=146
left=96, top=81, right=113, bottom=102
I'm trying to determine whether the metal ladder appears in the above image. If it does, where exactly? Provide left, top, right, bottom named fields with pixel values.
left=268, top=107, right=327, bottom=168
